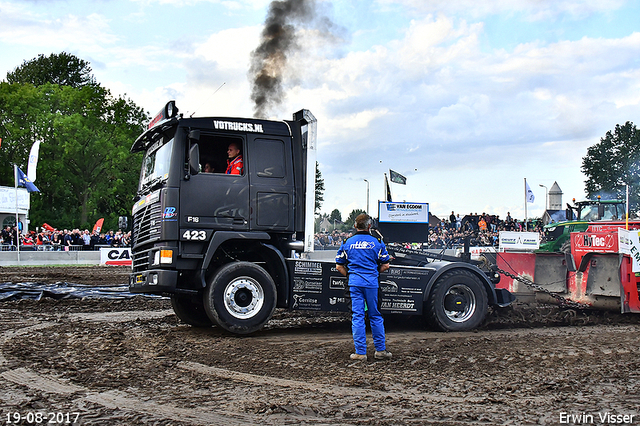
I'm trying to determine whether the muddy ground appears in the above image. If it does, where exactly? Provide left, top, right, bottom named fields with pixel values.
left=1, top=266, right=639, bottom=425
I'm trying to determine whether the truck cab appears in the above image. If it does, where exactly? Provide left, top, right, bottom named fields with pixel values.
left=129, top=101, right=316, bottom=333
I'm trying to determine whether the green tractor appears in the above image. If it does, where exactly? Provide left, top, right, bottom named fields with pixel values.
left=539, top=198, right=627, bottom=252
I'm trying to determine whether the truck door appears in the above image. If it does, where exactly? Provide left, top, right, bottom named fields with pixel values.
left=247, top=137, right=294, bottom=232
left=180, top=134, right=249, bottom=231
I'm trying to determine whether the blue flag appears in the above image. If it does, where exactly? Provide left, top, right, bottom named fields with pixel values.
left=16, top=166, right=39, bottom=192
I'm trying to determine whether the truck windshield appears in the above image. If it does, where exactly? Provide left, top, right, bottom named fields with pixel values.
left=140, top=139, right=173, bottom=189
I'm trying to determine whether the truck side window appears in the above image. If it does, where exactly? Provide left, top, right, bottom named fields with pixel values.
left=253, top=139, right=285, bottom=178
left=195, top=134, right=244, bottom=175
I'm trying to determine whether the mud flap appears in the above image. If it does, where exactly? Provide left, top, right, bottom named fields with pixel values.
left=494, top=288, right=516, bottom=307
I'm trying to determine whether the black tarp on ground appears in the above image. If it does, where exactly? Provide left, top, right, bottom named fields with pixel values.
left=0, top=282, right=164, bottom=301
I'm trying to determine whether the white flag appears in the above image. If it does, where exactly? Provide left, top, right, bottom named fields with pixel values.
left=28, top=140, right=41, bottom=182
left=525, top=180, right=535, bottom=203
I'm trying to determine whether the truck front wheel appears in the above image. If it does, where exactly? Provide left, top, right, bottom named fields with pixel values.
left=171, top=295, right=213, bottom=327
left=427, top=269, right=488, bottom=331
left=203, top=262, right=277, bottom=335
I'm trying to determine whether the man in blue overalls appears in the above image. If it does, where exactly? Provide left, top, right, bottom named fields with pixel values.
left=336, top=213, right=392, bottom=361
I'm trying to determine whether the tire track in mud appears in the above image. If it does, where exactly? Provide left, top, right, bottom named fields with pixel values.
left=3, top=306, right=640, bottom=425
left=1, top=310, right=474, bottom=424
left=0, top=312, right=255, bottom=425
left=0, top=368, right=252, bottom=425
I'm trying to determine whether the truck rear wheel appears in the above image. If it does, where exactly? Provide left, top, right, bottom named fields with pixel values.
left=171, top=295, right=214, bottom=327
left=203, top=262, right=277, bottom=335
left=427, top=269, right=488, bottom=331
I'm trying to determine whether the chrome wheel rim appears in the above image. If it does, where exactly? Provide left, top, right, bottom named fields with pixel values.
left=223, top=276, right=264, bottom=319
left=444, top=284, right=476, bottom=323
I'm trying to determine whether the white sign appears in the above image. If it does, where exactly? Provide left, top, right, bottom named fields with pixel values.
left=456, top=246, right=498, bottom=260
left=100, top=247, right=132, bottom=266
left=379, top=202, right=428, bottom=223
left=499, top=231, right=540, bottom=251
left=0, top=186, right=30, bottom=213
left=618, top=228, right=640, bottom=272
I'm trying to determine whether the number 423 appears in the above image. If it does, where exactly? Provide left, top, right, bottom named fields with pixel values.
left=182, top=230, right=207, bottom=240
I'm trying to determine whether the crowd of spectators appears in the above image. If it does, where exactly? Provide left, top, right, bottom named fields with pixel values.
left=314, top=212, right=546, bottom=250
left=420, top=212, right=544, bottom=249
left=0, top=226, right=131, bottom=251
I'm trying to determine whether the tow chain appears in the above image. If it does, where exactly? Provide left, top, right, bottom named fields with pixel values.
left=495, top=267, right=591, bottom=309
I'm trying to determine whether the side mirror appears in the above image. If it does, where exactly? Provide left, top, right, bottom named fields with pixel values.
left=189, top=144, right=200, bottom=175
left=598, top=204, right=605, bottom=219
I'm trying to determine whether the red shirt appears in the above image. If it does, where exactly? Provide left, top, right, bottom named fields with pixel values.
left=226, top=155, right=243, bottom=175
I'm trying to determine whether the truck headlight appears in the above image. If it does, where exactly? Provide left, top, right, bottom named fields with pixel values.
left=152, top=249, right=173, bottom=266
left=160, top=249, right=173, bottom=264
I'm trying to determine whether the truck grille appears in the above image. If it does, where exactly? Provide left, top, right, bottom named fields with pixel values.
left=132, top=246, right=152, bottom=272
left=132, top=201, right=162, bottom=248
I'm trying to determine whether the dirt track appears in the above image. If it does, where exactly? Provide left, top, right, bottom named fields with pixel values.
left=1, top=266, right=640, bottom=425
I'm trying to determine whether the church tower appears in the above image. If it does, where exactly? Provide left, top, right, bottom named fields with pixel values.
left=548, top=181, right=562, bottom=210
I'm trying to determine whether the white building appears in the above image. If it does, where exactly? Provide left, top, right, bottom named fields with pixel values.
left=542, top=181, right=566, bottom=225
left=548, top=181, right=563, bottom=211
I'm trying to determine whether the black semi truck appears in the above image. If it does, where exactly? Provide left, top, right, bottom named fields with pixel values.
left=129, top=101, right=513, bottom=334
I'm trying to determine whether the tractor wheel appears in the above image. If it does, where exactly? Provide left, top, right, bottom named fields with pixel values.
left=203, top=262, right=276, bottom=335
left=427, top=269, right=488, bottom=331
left=170, top=295, right=214, bottom=327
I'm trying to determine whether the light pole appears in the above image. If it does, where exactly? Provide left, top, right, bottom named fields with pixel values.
left=539, top=184, right=548, bottom=211
left=363, top=179, right=370, bottom=215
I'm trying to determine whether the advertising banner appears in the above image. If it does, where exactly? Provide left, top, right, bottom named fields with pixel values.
left=0, top=186, right=30, bottom=213
left=456, top=246, right=498, bottom=259
left=499, top=231, right=540, bottom=251
left=379, top=202, right=428, bottom=223
left=287, top=260, right=430, bottom=314
left=618, top=228, right=640, bottom=272
left=100, top=247, right=132, bottom=266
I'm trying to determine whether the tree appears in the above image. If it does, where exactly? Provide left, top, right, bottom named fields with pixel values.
left=329, top=209, right=342, bottom=223
left=6, top=52, right=96, bottom=88
left=0, top=82, right=46, bottom=182
left=0, top=54, right=147, bottom=230
left=345, top=209, right=366, bottom=229
left=315, top=161, right=324, bottom=214
left=581, top=122, right=640, bottom=213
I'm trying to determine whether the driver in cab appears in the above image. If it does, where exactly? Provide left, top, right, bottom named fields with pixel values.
left=226, top=142, right=243, bottom=175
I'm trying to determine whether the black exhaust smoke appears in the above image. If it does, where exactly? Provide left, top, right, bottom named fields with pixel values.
left=250, top=0, right=341, bottom=119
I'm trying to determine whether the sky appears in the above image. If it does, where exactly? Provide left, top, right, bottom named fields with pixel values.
left=1, top=0, right=639, bottom=223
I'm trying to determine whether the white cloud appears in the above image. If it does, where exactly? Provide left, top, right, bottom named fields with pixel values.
left=0, top=4, right=117, bottom=51
left=376, top=0, right=628, bottom=20
left=194, top=26, right=260, bottom=70
left=129, top=0, right=270, bottom=8
left=301, top=8, right=639, bottom=217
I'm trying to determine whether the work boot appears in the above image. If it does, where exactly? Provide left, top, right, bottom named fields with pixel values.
left=374, top=350, right=392, bottom=360
left=350, top=353, right=367, bottom=361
